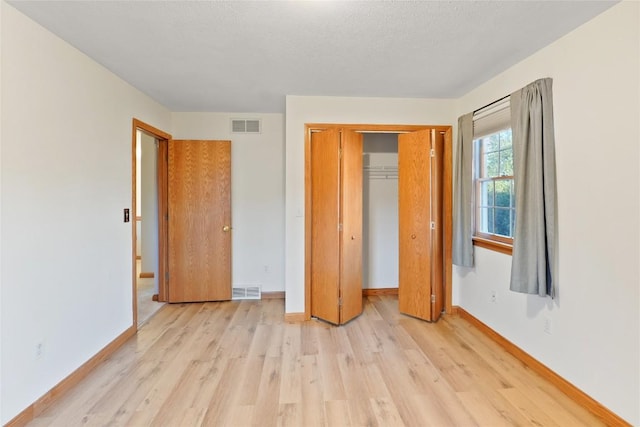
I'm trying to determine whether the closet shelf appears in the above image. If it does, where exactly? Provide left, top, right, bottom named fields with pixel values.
left=363, top=165, right=398, bottom=179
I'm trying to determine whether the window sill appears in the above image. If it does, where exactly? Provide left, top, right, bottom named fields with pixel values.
left=473, top=237, right=513, bottom=256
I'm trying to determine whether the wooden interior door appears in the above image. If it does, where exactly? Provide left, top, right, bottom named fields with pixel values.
left=339, top=130, right=363, bottom=324
left=167, top=140, right=232, bottom=303
left=398, top=130, right=433, bottom=321
left=310, top=129, right=341, bottom=324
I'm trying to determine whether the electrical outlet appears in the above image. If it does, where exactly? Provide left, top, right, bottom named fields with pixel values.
left=490, top=290, right=497, bottom=303
left=544, top=317, right=553, bottom=335
left=35, top=341, right=44, bottom=359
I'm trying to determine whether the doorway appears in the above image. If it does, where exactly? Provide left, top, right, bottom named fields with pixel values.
left=132, top=122, right=234, bottom=326
left=304, top=124, right=453, bottom=323
left=135, top=129, right=164, bottom=325
left=362, top=133, right=399, bottom=294
left=132, top=119, right=170, bottom=327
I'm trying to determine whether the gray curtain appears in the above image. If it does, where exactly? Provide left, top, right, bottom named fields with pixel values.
left=510, top=78, right=557, bottom=298
left=452, top=113, right=474, bottom=267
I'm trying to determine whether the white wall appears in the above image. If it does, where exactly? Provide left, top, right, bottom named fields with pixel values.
left=363, top=151, right=398, bottom=289
left=453, top=2, right=639, bottom=424
left=140, top=131, right=158, bottom=289
left=171, top=113, right=285, bottom=293
left=0, top=3, right=171, bottom=423
left=284, top=96, right=456, bottom=313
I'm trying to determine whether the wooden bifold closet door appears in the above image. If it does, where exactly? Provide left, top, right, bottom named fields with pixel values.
left=310, top=129, right=363, bottom=325
left=398, top=129, right=444, bottom=322
left=309, top=125, right=446, bottom=325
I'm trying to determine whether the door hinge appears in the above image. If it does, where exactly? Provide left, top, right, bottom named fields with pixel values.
left=431, top=294, right=436, bottom=303
left=338, top=223, right=343, bottom=231
left=339, top=148, right=343, bottom=159
left=165, top=272, right=169, bottom=282
left=430, top=221, right=436, bottom=230
left=430, top=148, right=436, bottom=157
left=339, top=297, right=343, bottom=306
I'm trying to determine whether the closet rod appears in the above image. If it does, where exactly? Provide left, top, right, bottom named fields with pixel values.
left=368, top=176, right=398, bottom=180
left=363, top=165, right=398, bottom=170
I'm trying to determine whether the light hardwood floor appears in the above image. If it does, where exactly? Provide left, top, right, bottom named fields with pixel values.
left=136, top=260, right=164, bottom=327
left=28, top=296, right=603, bottom=426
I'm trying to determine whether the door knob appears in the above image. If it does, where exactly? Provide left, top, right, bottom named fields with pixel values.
left=411, top=234, right=416, bottom=239
left=223, top=225, right=231, bottom=232
left=351, top=235, right=356, bottom=240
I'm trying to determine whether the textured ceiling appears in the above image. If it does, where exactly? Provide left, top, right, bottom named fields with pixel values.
left=8, top=1, right=617, bottom=113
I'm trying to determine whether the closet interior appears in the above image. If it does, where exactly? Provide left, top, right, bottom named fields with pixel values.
left=362, top=133, right=399, bottom=291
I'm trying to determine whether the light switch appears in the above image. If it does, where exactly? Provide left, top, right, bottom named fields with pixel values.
left=124, top=208, right=130, bottom=223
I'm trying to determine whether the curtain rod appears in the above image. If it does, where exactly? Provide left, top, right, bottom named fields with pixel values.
left=473, top=94, right=510, bottom=115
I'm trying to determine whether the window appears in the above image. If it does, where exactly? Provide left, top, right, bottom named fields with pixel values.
left=471, top=96, right=514, bottom=254
left=474, top=128, right=514, bottom=246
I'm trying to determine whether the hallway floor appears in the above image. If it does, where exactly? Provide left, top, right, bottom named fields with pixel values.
left=136, top=260, right=163, bottom=326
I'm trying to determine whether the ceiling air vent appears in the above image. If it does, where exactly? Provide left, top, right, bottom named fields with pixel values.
left=231, top=119, right=261, bottom=134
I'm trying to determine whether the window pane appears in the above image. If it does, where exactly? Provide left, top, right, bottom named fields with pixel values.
left=483, top=152, right=499, bottom=177
left=500, top=129, right=512, bottom=149
left=499, top=148, right=513, bottom=176
left=486, top=134, right=500, bottom=152
left=479, top=207, right=494, bottom=234
left=495, top=180, right=511, bottom=207
left=495, top=208, right=511, bottom=237
left=479, top=181, right=494, bottom=207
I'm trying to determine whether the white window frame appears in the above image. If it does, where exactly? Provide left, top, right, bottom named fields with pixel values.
left=472, top=98, right=514, bottom=255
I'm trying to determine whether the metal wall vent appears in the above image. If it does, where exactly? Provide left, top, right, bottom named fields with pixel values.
left=231, top=119, right=261, bottom=134
left=232, top=285, right=261, bottom=300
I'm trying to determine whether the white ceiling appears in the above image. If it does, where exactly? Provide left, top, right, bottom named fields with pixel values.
left=8, top=1, right=617, bottom=113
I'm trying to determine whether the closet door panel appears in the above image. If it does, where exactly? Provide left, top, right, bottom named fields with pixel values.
left=340, top=130, right=363, bottom=324
left=310, top=129, right=341, bottom=324
left=431, top=130, right=445, bottom=321
left=398, top=130, right=432, bottom=321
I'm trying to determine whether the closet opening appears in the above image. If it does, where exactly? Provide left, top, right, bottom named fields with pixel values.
left=362, top=133, right=399, bottom=295
left=304, top=124, right=453, bottom=325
